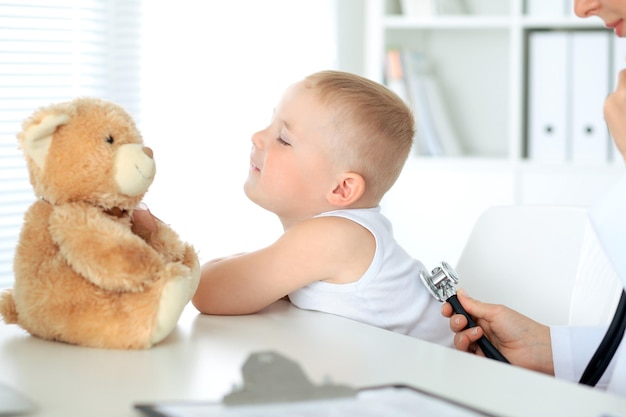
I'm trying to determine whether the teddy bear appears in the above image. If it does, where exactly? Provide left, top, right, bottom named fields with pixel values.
left=0, top=97, right=201, bottom=349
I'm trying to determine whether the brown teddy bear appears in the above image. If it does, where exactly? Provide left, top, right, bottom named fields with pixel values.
left=0, top=97, right=201, bottom=349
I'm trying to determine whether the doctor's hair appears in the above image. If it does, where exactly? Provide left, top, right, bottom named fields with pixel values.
left=304, top=70, right=415, bottom=204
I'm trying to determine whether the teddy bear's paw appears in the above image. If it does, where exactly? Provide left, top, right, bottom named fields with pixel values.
left=0, top=289, right=18, bottom=324
left=181, top=244, right=200, bottom=269
left=162, top=262, right=190, bottom=281
left=161, top=258, right=200, bottom=290
left=144, top=221, right=187, bottom=262
left=161, top=257, right=200, bottom=301
left=150, top=260, right=201, bottom=345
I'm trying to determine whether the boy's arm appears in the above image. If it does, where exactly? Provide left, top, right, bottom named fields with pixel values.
left=191, top=216, right=375, bottom=315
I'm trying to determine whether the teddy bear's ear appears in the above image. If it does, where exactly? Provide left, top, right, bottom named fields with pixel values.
left=22, top=113, right=71, bottom=170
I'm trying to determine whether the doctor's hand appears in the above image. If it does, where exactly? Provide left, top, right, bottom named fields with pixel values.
left=442, top=289, right=555, bottom=375
left=605, top=69, right=626, bottom=162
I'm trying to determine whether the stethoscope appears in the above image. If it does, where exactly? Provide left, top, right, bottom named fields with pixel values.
left=421, top=262, right=626, bottom=387
left=579, top=289, right=626, bottom=386
left=420, top=262, right=509, bottom=363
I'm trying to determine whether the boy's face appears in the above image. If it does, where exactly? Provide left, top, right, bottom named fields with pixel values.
left=244, top=80, right=340, bottom=227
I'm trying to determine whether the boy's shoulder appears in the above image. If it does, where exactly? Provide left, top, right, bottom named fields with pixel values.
left=283, top=214, right=375, bottom=254
left=281, top=215, right=375, bottom=285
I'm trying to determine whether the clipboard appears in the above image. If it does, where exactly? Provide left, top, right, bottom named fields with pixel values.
left=135, top=351, right=492, bottom=417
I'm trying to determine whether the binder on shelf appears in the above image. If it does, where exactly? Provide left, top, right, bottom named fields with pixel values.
left=570, top=31, right=611, bottom=163
left=400, top=50, right=463, bottom=157
left=527, top=31, right=568, bottom=162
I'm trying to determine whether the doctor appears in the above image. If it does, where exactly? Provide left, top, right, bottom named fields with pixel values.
left=442, top=0, right=626, bottom=396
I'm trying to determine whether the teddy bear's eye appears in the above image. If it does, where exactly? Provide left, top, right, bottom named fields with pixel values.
left=106, top=135, right=114, bottom=144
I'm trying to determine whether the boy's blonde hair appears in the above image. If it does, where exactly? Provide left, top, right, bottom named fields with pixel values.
left=304, top=70, right=415, bottom=204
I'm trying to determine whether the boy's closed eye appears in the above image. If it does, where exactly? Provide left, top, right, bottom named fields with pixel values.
left=277, top=136, right=291, bottom=146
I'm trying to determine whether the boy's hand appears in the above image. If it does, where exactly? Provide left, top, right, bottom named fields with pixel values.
left=131, top=205, right=158, bottom=240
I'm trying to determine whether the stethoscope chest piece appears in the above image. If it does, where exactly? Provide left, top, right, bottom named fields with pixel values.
left=420, top=261, right=460, bottom=302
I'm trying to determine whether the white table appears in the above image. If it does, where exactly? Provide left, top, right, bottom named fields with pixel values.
left=1, top=300, right=626, bottom=417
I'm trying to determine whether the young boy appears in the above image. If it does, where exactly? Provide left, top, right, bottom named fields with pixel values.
left=191, top=70, right=451, bottom=345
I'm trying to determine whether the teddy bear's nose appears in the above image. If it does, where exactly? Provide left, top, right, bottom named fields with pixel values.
left=143, top=146, right=153, bottom=159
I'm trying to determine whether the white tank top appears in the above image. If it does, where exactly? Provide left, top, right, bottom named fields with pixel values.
left=288, top=206, right=452, bottom=346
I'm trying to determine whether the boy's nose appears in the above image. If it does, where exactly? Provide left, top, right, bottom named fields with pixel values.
left=251, top=130, right=264, bottom=150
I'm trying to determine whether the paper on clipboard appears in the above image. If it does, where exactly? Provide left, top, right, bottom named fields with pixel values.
left=135, top=351, right=490, bottom=417
left=136, top=385, right=490, bottom=417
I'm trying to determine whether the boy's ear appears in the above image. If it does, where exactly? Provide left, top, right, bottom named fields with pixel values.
left=327, top=172, right=365, bottom=207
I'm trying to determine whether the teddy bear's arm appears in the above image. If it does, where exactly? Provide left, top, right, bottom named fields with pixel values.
left=131, top=208, right=191, bottom=264
left=50, top=204, right=169, bottom=292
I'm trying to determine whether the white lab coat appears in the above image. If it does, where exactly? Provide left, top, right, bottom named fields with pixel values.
left=551, top=174, right=626, bottom=396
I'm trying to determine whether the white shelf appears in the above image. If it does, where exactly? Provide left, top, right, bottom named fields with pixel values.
left=383, top=16, right=512, bottom=29
left=520, top=17, right=606, bottom=29
left=383, top=16, right=604, bottom=30
left=366, top=0, right=623, bottom=214
left=369, top=4, right=616, bottom=156
left=367, top=0, right=612, bottom=161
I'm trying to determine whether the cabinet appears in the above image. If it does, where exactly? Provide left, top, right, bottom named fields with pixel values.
left=366, top=0, right=625, bottom=266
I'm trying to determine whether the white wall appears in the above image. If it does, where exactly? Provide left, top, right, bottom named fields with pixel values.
left=139, top=1, right=337, bottom=264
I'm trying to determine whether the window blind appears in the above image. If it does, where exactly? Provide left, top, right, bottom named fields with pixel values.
left=0, top=0, right=142, bottom=288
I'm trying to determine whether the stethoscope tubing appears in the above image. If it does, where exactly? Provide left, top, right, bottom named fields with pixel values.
left=579, top=289, right=626, bottom=387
